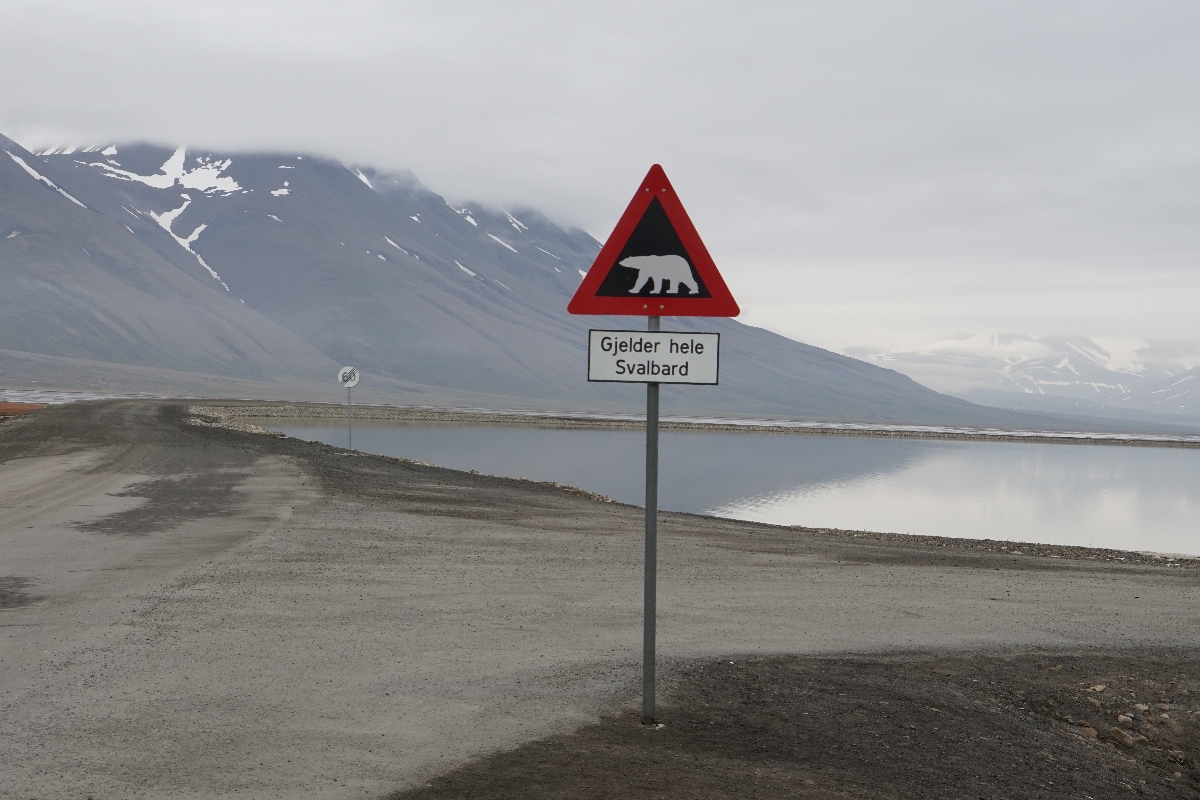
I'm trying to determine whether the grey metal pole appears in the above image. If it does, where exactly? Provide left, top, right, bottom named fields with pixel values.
left=643, top=315, right=660, bottom=723
left=347, top=387, right=353, bottom=450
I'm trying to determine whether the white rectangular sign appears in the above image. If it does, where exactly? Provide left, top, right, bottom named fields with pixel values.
left=588, top=330, right=720, bottom=384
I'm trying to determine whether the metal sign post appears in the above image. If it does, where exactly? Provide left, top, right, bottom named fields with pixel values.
left=568, top=164, right=739, bottom=725
left=584, top=323, right=721, bottom=724
left=643, top=315, right=660, bottom=721
left=337, top=366, right=360, bottom=450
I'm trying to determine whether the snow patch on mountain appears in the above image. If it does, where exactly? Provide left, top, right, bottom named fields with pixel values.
left=1151, top=374, right=1198, bottom=402
left=455, top=261, right=476, bottom=277
left=353, top=168, right=373, bottom=188
left=5, top=150, right=88, bottom=208
left=149, top=194, right=229, bottom=291
left=150, top=195, right=189, bottom=230
left=505, top=212, right=528, bottom=231
left=93, top=147, right=241, bottom=193
left=487, top=233, right=517, bottom=252
left=384, top=237, right=408, bottom=254
left=452, top=207, right=478, bottom=226
left=1159, top=374, right=1196, bottom=391
left=1054, top=357, right=1079, bottom=375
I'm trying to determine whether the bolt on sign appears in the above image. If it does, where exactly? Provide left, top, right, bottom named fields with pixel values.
left=569, top=164, right=739, bottom=724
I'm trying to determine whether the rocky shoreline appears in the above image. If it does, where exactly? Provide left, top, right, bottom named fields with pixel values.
left=188, top=403, right=1200, bottom=569
left=188, top=402, right=1200, bottom=448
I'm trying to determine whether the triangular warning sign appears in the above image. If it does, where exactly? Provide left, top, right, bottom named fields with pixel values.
left=568, top=165, right=740, bottom=317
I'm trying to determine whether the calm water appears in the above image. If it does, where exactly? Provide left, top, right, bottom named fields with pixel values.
left=266, top=421, right=1200, bottom=556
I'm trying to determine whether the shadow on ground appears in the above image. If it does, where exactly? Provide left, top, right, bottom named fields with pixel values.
left=390, top=651, right=1199, bottom=800
left=0, top=576, right=39, bottom=608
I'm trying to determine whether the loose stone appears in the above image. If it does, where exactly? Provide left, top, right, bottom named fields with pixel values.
left=1109, top=727, right=1135, bottom=748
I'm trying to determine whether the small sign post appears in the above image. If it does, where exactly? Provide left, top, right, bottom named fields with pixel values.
left=338, top=366, right=360, bottom=449
left=569, top=165, right=739, bottom=723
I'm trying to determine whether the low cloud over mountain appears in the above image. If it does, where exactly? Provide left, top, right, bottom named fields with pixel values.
left=851, top=334, right=1200, bottom=423
left=1, top=134, right=1176, bottom=429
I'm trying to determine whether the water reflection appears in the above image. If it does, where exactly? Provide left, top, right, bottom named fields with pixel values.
left=266, top=421, right=1200, bottom=555
left=718, top=442, right=1200, bottom=554
left=268, top=423, right=925, bottom=510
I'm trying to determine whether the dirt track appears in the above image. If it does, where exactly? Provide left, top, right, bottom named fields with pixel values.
left=1, top=400, right=1197, bottom=798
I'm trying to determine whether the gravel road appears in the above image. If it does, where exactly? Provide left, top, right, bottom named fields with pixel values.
left=1, top=400, right=1197, bottom=798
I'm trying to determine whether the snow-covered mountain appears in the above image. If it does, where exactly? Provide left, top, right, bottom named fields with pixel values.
left=1, top=134, right=1171, bottom=428
left=1, top=139, right=343, bottom=398
left=851, top=335, right=1200, bottom=422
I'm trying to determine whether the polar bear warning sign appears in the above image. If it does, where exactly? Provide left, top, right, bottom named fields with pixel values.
left=567, top=164, right=739, bottom=317
left=567, top=166, right=738, bottom=726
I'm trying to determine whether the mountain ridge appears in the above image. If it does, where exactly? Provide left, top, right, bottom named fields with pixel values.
left=4, top=133, right=1190, bottom=431
left=854, top=335, right=1200, bottom=422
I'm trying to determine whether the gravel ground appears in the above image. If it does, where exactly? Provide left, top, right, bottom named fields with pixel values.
left=1, top=400, right=1197, bottom=799
left=392, top=652, right=1199, bottom=799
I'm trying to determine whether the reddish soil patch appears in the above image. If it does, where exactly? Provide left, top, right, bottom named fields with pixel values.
left=0, top=402, right=46, bottom=417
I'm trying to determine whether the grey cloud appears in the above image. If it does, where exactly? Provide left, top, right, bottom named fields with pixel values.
left=3, top=0, right=1199, bottom=376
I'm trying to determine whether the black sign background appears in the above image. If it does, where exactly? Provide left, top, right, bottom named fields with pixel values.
left=593, top=198, right=711, bottom=298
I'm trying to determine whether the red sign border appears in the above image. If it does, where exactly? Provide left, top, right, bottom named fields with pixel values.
left=568, top=165, right=740, bottom=317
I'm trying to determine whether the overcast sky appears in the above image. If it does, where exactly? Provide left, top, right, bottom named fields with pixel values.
left=3, top=1, right=1199, bottom=380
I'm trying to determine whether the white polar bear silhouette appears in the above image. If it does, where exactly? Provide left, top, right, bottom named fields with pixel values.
left=620, top=254, right=698, bottom=295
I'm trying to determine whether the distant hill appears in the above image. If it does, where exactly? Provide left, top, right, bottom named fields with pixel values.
left=853, top=337, right=1200, bottom=424
left=0, top=134, right=1179, bottom=429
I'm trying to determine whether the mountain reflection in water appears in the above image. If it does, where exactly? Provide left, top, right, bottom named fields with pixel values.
left=265, top=421, right=1200, bottom=556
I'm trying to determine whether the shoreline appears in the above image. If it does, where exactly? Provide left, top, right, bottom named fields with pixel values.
left=187, top=403, right=1200, bottom=568
left=191, top=402, right=1200, bottom=449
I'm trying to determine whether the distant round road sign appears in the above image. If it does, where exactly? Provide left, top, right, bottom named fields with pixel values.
left=338, top=366, right=360, bottom=388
